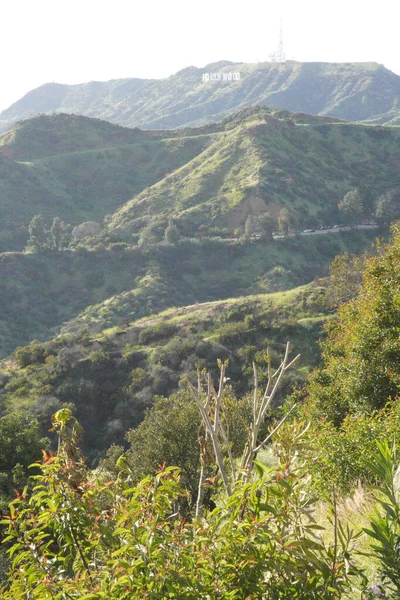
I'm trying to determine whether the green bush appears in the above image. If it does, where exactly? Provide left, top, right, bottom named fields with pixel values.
left=307, top=223, right=400, bottom=425
left=14, top=342, right=47, bottom=367
left=1, top=410, right=364, bottom=599
left=304, top=402, right=400, bottom=495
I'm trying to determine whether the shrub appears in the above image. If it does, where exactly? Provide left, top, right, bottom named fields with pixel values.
left=307, top=223, right=400, bottom=425
left=1, top=409, right=363, bottom=599
left=14, top=342, right=47, bottom=367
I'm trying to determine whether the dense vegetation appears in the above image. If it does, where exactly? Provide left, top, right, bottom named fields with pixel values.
left=307, top=222, right=400, bottom=424
left=2, top=237, right=400, bottom=599
left=1, top=61, right=399, bottom=133
left=0, top=281, right=328, bottom=460
left=0, top=410, right=374, bottom=599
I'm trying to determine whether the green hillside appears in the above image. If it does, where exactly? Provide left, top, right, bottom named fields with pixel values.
left=0, top=114, right=210, bottom=249
left=0, top=107, right=392, bottom=359
left=0, top=281, right=329, bottom=457
left=0, top=229, right=379, bottom=359
left=1, top=108, right=398, bottom=252
left=108, top=107, right=400, bottom=238
left=1, top=61, right=399, bottom=133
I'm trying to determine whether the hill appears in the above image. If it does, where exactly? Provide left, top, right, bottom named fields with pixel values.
left=0, top=114, right=210, bottom=249
left=0, top=229, right=380, bottom=359
left=0, top=109, right=399, bottom=251
left=0, top=280, right=330, bottom=457
left=1, top=61, right=399, bottom=134
left=107, top=106, right=400, bottom=239
left=0, top=61, right=400, bottom=131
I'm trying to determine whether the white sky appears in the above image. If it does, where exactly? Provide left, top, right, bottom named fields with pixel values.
left=1, top=0, right=399, bottom=112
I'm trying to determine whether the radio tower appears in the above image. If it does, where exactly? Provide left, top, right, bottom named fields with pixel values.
left=277, top=19, right=285, bottom=62
left=269, top=18, right=286, bottom=62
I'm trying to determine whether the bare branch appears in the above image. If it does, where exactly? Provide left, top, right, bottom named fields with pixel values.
left=189, top=344, right=299, bottom=497
left=254, top=403, right=297, bottom=453
left=284, top=354, right=301, bottom=371
left=187, top=371, right=232, bottom=495
left=252, top=362, right=258, bottom=421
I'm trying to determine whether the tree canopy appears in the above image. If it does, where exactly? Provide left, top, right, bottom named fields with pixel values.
left=338, top=189, right=364, bottom=225
left=307, top=222, right=400, bottom=424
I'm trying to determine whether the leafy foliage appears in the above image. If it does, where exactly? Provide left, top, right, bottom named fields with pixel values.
left=325, top=252, right=366, bottom=307
left=27, top=214, right=51, bottom=251
left=338, top=189, right=365, bottom=225
left=164, top=220, right=181, bottom=244
left=307, top=223, right=400, bottom=424
left=363, top=439, right=400, bottom=596
left=1, top=411, right=364, bottom=599
left=303, top=403, right=400, bottom=495
left=375, top=186, right=400, bottom=225
left=0, top=414, right=49, bottom=514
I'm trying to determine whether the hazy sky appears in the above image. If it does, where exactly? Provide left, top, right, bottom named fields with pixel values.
left=1, top=0, right=399, bottom=112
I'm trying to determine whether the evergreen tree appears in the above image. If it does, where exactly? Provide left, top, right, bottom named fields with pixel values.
left=325, top=253, right=365, bottom=308
left=278, top=207, right=291, bottom=236
left=258, top=213, right=275, bottom=240
left=375, top=187, right=400, bottom=225
left=164, top=220, right=181, bottom=244
left=244, top=214, right=255, bottom=239
left=71, top=221, right=102, bottom=241
left=338, top=189, right=364, bottom=225
left=27, top=214, right=51, bottom=251
left=50, top=217, right=71, bottom=250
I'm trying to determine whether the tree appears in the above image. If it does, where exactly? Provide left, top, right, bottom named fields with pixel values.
left=0, top=414, right=49, bottom=509
left=325, top=252, right=366, bottom=307
left=138, top=218, right=165, bottom=247
left=278, top=207, right=292, bottom=236
left=244, top=214, right=255, bottom=239
left=106, top=388, right=255, bottom=504
left=338, top=189, right=364, bottom=225
left=71, top=221, right=102, bottom=241
left=50, top=217, right=71, bottom=250
left=187, top=345, right=299, bottom=510
left=258, top=213, right=275, bottom=240
left=375, top=187, right=400, bottom=225
left=164, top=220, right=181, bottom=244
left=26, top=214, right=51, bottom=251
left=307, top=222, right=400, bottom=425
left=124, top=391, right=201, bottom=497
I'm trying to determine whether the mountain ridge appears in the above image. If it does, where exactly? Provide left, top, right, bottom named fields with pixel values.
left=1, top=61, right=400, bottom=133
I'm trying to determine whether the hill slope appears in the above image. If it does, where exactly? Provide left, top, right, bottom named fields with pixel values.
left=2, top=109, right=399, bottom=249
left=0, top=281, right=329, bottom=456
left=0, top=114, right=211, bottom=249
left=107, top=107, right=400, bottom=238
left=0, top=230, right=379, bottom=358
left=1, top=61, right=399, bottom=133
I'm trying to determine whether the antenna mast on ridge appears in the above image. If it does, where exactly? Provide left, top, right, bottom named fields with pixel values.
left=277, top=19, right=285, bottom=62
left=269, top=18, right=286, bottom=63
